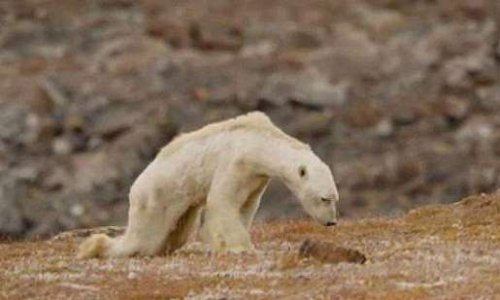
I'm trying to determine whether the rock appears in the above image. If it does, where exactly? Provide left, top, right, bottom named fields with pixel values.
left=258, top=70, right=349, bottom=108
left=191, top=87, right=209, bottom=102
left=93, top=36, right=171, bottom=75
left=286, top=30, right=323, bottom=50
left=373, top=118, right=393, bottom=137
left=493, top=135, right=500, bottom=157
left=476, top=86, right=500, bottom=111
left=442, top=60, right=471, bottom=90
left=19, top=57, right=50, bottom=75
left=145, top=16, right=190, bottom=48
left=40, top=80, right=69, bottom=108
left=275, top=251, right=301, bottom=270
left=397, top=159, right=424, bottom=184
left=240, top=40, right=277, bottom=58
left=42, top=167, right=68, bottom=191
left=354, top=5, right=405, bottom=37
left=465, top=50, right=497, bottom=85
left=390, top=105, right=420, bottom=127
left=455, top=117, right=494, bottom=155
left=52, top=136, right=73, bottom=155
left=287, top=112, right=332, bottom=136
left=455, top=117, right=493, bottom=143
left=0, top=102, right=32, bottom=144
left=0, top=178, right=27, bottom=237
left=439, top=0, right=490, bottom=20
left=31, top=84, right=56, bottom=115
left=465, top=167, right=497, bottom=193
left=190, top=21, right=243, bottom=52
left=412, top=26, right=452, bottom=68
left=299, top=239, right=366, bottom=264
left=437, top=97, right=470, bottom=126
left=344, top=101, right=382, bottom=128
left=274, top=50, right=309, bottom=69
left=13, top=167, right=39, bottom=183
left=65, top=114, right=86, bottom=132
left=496, top=40, right=500, bottom=61
left=25, top=113, right=59, bottom=145
left=459, top=0, right=489, bottom=19
left=128, top=272, right=139, bottom=280
left=326, top=23, right=380, bottom=79
left=87, top=106, right=138, bottom=142
left=70, top=204, right=85, bottom=217
left=442, top=49, right=496, bottom=90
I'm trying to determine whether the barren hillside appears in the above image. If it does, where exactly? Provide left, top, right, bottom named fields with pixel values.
left=1, top=0, right=500, bottom=238
left=1, top=194, right=498, bottom=299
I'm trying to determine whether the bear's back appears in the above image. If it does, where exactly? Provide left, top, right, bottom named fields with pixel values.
left=157, top=111, right=306, bottom=159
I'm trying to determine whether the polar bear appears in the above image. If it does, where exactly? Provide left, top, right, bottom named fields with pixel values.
left=77, top=111, right=339, bottom=258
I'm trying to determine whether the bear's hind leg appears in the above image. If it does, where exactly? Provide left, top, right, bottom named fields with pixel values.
left=164, top=204, right=202, bottom=254
left=110, top=192, right=186, bottom=257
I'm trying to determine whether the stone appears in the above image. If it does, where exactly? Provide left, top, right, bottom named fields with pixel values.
left=190, top=21, right=243, bottom=52
left=258, top=70, right=349, bottom=108
left=93, top=36, right=171, bottom=75
left=0, top=178, right=26, bottom=237
left=52, top=137, right=73, bottom=155
left=299, top=239, right=366, bottom=264
left=344, top=101, right=382, bottom=128
left=286, top=30, right=323, bottom=49
left=355, top=5, right=405, bottom=37
left=145, top=16, right=190, bottom=48
left=373, top=119, right=393, bottom=137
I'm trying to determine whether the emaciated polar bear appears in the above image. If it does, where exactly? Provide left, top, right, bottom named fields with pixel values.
left=78, top=112, right=339, bottom=258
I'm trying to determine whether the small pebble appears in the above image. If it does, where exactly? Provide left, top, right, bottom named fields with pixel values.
left=52, top=137, right=73, bottom=155
left=127, top=271, right=138, bottom=280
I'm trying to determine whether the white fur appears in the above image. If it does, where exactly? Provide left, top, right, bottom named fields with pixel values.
left=77, top=112, right=339, bottom=258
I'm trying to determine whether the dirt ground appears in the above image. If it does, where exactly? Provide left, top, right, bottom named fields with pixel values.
left=1, top=0, right=500, bottom=238
left=1, top=194, right=498, bottom=299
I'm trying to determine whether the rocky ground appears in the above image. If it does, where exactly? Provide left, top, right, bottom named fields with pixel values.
left=0, top=194, right=498, bottom=299
left=1, top=0, right=500, bottom=238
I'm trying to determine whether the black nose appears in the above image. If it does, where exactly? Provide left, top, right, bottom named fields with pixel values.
left=325, top=221, right=337, bottom=227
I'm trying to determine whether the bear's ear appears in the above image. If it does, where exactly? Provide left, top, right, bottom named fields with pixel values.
left=298, top=165, right=307, bottom=178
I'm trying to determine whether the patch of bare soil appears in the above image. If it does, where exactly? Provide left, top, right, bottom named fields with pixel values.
left=1, top=194, right=498, bottom=299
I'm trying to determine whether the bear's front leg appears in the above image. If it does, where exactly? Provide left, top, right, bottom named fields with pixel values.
left=204, top=164, right=254, bottom=253
left=204, top=203, right=254, bottom=253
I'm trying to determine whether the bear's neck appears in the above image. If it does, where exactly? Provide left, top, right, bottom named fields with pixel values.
left=246, top=138, right=308, bottom=181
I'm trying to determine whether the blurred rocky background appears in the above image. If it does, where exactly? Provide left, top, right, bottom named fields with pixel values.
left=0, top=0, right=499, bottom=239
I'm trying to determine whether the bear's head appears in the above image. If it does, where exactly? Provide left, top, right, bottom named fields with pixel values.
left=283, top=151, right=339, bottom=226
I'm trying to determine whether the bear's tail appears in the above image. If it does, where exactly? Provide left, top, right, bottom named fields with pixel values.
left=77, top=234, right=112, bottom=259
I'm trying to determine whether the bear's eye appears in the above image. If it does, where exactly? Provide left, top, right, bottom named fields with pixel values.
left=321, top=197, right=332, bottom=204
left=298, top=166, right=307, bottom=178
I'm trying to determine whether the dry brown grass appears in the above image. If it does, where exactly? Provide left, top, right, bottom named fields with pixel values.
left=1, top=195, right=499, bottom=299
